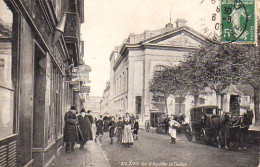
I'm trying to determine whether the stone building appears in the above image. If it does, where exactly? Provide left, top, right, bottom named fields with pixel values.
left=100, top=81, right=112, bottom=116
left=104, top=20, right=217, bottom=122
left=85, top=96, right=102, bottom=119
left=103, top=20, right=256, bottom=125
left=0, top=0, right=85, bottom=166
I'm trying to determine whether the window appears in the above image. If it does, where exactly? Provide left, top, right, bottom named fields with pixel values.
left=0, top=2, right=15, bottom=139
left=154, top=65, right=166, bottom=75
left=175, top=97, right=185, bottom=115
left=199, top=97, right=205, bottom=105
left=152, top=96, right=165, bottom=103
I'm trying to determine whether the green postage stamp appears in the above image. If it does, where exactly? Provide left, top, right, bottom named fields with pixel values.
left=221, top=0, right=256, bottom=43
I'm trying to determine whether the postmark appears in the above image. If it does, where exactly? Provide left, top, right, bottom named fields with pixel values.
left=221, top=0, right=256, bottom=43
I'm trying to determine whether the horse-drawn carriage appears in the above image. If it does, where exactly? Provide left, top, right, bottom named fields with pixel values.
left=145, top=111, right=169, bottom=133
left=185, top=105, right=254, bottom=149
left=185, top=105, right=222, bottom=146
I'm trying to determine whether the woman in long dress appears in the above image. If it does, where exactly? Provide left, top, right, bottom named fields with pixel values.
left=168, top=116, right=180, bottom=144
left=122, top=113, right=134, bottom=147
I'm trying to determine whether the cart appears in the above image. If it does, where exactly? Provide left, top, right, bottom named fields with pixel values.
left=185, top=105, right=222, bottom=147
left=145, top=111, right=169, bottom=133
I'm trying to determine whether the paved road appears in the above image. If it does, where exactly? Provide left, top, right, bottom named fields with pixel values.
left=99, top=129, right=259, bottom=167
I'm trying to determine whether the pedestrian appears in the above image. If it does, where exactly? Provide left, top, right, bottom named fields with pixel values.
left=64, top=106, right=79, bottom=153
left=95, top=115, right=104, bottom=142
left=168, top=116, right=180, bottom=144
left=86, top=110, right=94, bottom=124
left=103, top=116, right=109, bottom=132
left=122, top=113, right=134, bottom=147
left=108, top=116, right=117, bottom=144
left=133, top=118, right=139, bottom=140
left=77, top=108, right=93, bottom=149
left=116, top=117, right=124, bottom=143
left=130, top=114, right=135, bottom=129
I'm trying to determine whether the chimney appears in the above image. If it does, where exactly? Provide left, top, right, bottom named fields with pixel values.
left=175, top=19, right=187, bottom=28
left=165, top=23, right=173, bottom=28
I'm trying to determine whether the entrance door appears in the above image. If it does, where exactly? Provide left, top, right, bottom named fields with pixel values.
left=135, top=96, right=141, bottom=117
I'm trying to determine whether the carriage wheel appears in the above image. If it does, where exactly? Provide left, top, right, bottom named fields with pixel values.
left=185, top=124, right=192, bottom=141
left=200, top=128, right=207, bottom=144
left=145, top=120, right=150, bottom=132
left=156, top=125, right=162, bottom=134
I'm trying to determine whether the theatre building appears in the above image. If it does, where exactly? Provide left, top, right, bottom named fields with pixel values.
left=106, top=21, right=212, bottom=121
left=0, top=0, right=84, bottom=166
left=105, top=20, right=256, bottom=126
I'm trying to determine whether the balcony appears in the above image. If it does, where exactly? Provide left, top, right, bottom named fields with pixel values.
left=64, top=12, right=81, bottom=66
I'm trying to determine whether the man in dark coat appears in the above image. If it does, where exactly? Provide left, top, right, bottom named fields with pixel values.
left=87, top=110, right=94, bottom=124
left=64, top=106, right=78, bottom=152
left=77, top=109, right=93, bottom=149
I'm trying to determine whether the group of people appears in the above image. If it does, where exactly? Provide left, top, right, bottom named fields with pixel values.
left=63, top=105, right=180, bottom=153
left=95, top=113, right=139, bottom=148
left=63, top=106, right=93, bottom=152
left=63, top=106, right=140, bottom=152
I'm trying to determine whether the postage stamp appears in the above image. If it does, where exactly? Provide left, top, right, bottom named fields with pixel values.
left=221, top=0, right=256, bottom=43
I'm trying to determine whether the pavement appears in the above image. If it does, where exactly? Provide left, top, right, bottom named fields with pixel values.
left=50, top=129, right=110, bottom=167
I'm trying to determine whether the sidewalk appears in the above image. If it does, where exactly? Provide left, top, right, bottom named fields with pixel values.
left=50, top=140, right=110, bottom=167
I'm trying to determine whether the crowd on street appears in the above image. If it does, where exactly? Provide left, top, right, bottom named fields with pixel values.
left=63, top=105, right=184, bottom=153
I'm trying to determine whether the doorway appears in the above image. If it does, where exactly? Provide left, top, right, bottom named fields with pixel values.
left=230, top=95, right=240, bottom=115
left=135, top=96, right=141, bottom=117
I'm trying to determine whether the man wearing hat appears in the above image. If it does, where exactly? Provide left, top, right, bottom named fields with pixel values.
left=64, top=106, right=79, bottom=152
left=86, top=110, right=94, bottom=124
left=77, top=108, right=93, bottom=149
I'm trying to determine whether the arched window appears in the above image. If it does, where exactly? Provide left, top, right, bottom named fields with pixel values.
left=154, top=65, right=166, bottom=75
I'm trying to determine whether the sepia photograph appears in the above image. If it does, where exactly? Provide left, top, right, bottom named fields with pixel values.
left=0, top=0, right=259, bottom=166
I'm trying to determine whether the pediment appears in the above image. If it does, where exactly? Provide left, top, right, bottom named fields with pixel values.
left=144, top=28, right=207, bottom=48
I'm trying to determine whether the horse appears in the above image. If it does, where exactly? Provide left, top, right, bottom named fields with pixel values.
left=219, top=109, right=253, bottom=150
left=239, top=109, right=253, bottom=149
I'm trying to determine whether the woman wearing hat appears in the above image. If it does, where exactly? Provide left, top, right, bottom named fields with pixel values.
left=77, top=108, right=93, bottom=149
left=168, top=116, right=180, bottom=144
left=64, top=106, right=78, bottom=152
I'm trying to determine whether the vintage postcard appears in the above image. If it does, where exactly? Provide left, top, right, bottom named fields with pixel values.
left=0, top=0, right=259, bottom=167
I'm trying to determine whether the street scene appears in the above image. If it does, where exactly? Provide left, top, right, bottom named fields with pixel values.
left=0, top=0, right=259, bottom=167
left=52, top=128, right=258, bottom=167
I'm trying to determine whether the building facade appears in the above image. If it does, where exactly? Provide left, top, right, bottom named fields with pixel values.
left=103, top=20, right=255, bottom=125
left=0, top=0, right=84, bottom=166
left=100, top=81, right=111, bottom=116
left=84, top=96, right=102, bottom=119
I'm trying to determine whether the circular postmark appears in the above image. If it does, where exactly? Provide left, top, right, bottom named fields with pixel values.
left=221, top=0, right=249, bottom=43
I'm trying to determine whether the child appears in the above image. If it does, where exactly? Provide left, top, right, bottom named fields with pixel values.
left=116, top=117, right=124, bottom=143
left=133, top=119, right=139, bottom=140
left=95, top=115, right=104, bottom=142
left=108, top=116, right=117, bottom=144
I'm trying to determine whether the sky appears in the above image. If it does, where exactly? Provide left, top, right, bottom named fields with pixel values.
left=81, top=0, right=221, bottom=96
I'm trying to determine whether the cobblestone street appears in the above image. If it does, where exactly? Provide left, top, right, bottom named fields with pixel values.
left=99, top=129, right=259, bottom=167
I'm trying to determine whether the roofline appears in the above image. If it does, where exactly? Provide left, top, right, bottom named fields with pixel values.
left=141, top=26, right=211, bottom=44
